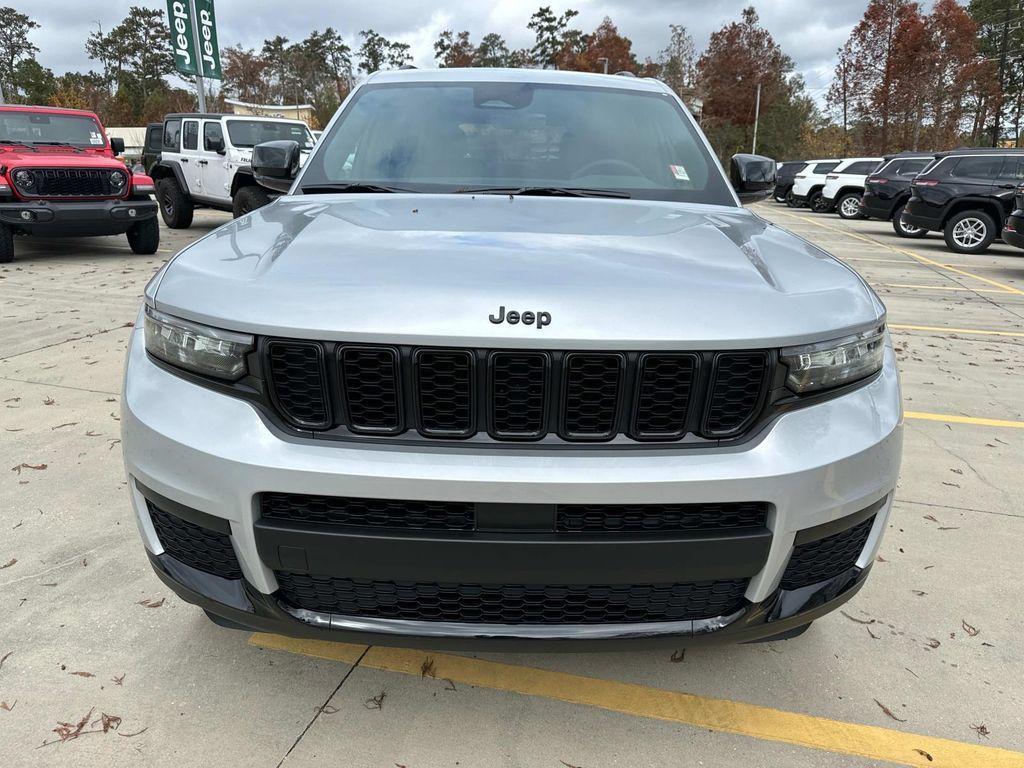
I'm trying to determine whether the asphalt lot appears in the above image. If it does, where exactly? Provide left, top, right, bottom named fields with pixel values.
left=1, top=203, right=1023, bottom=768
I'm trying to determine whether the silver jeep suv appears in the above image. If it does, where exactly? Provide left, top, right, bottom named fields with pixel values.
left=123, top=68, right=902, bottom=648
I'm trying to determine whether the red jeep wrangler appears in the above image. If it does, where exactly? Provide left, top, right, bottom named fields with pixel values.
left=0, top=105, right=159, bottom=263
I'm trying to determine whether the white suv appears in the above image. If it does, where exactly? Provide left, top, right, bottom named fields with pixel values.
left=821, top=158, right=884, bottom=219
left=789, top=159, right=841, bottom=212
left=150, top=113, right=316, bottom=227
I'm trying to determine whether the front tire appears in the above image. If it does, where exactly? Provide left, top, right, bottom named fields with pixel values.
left=808, top=191, right=830, bottom=213
left=156, top=177, right=194, bottom=229
left=127, top=217, right=160, bottom=254
left=836, top=192, right=863, bottom=220
left=944, top=210, right=996, bottom=254
left=232, top=185, right=272, bottom=218
left=785, top=191, right=800, bottom=208
left=0, top=222, right=13, bottom=264
left=892, top=203, right=927, bottom=238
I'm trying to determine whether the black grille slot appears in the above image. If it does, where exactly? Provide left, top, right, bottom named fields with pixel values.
left=16, top=167, right=120, bottom=198
left=276, top=574, right=749, bottom=624
left=260, top=493, right=475, bottom=531
left=561, top=353, right=623, bottom=439
left=632, top=354, right=697, bottom=439
left=340, top=346, right=401, bottom=433
left=490, top=352, right=547, bottom=439
left=266, top=341, right=330, bottom=428
left=148, top=504, right=242, bottom=579
left=415, top=350, right=474, bottom=437
left=781, top=515, right=875, bottom=590
left=702, top=352, right=769, bottom=436
left=557, top=502, right=768, bottom=533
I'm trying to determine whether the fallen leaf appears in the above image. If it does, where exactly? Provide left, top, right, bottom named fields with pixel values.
left=873, top=698, right=907, bottom=722
left=50, top=423, right=78, bottom=431
left=10, top=463, right=47, bottom=474
left=69, top=671, right=95, bottom=678
left=137, top=597, right=165, bottom=608
left=970, top=723, right=990, bottom=738
left=670, top=649, right=686, bottom=663
left=364, top=691, right=386, bottom=710
left=913, top=748, right=933, bottom=761
left=866, top=626, right=879, bottom=640
left=937, top=526, right=959, bottom=530
left=0, top=651, right=11, bottom=670
left=1, top=700, right=15, bottom=712
left=560, top=761, right=585, bottom=768
left=443, top=678, right=457, bottom=692
left=926, top=638, right=941, bottom=649
left=840, top=610, right=875, bottom=625
left=96, top=713, right=121, bottom=733
left=107, top=439, right=121, bottom=450
left=85, top=431, right=100, bottom=437
left=420, top=657, right=435, bottom=678
left=0, top=559, right=16, bottom=570
left=911, top=590, right=927, bottom=596
left=113, top=674, right=126, bottom=686
left=43, top=397, right=55, bottom=406
left=319, top=704, right=339, bottom=715
left=961, top=619, right=979, bottom=637
left=51, top=707, right=94, bottom=743
left=118, top=727, right=148, bottom=738
left=923, top=514, right=939, bottom=522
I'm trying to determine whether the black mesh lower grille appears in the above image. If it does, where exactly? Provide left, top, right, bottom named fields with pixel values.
left=557, top=502, right=768, bottom=533
left=703, top=352, right=769, bottom=436
left=260, top=493, right=475, bottom=531
left=490, top=352, right=547, bottom=438
left=561, top=353, right=623, bottom=439
left=781, top=515, right=875, bottom=589
left=148, top=504, right=242, bottom=579
left=415, top=350, right=474, bottom=436
left=267, top=341, right=330, bottom=428
left=276, top=574, right=749, bottom=624
left=340, top=346, right=401, bottom=433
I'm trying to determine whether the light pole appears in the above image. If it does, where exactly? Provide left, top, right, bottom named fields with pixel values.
left=597, top=57, right=609, bottom=75
left=751, top=82, right=761, bottom=154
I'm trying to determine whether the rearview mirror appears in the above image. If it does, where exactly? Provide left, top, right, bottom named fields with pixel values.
left=252, top=140, right=301, bottom=193
left=730, top=154, right=776, bottom=204
left=110, top=137, right=125, bottom=155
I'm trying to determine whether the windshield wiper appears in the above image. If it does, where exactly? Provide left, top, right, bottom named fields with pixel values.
left=0, top=139, right=38, bottom=151
left=300, top=182, right=418, bottom=195
left=31, top=141, right=85, bottom=152
left=458, top=186, right=630, bottom=199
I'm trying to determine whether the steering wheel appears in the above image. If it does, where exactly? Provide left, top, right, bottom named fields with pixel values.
left=570, top=158, right=646, bottom=180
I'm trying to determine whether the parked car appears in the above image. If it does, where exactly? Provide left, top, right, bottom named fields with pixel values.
left=141, top=121, right=163, bottom=176
left=148, top=112, right=316, bottom=227
left=123, top=68, right=901, bottom=648
left=0, top=104, right=158, bottom=263
left=820, top=157, right=883, bottom=218
left=861, top=152, right=935, bottom=238
left=772, top=161, right=805, bottom=203
left=902, top=148, right=1024, bottom=254
left=1003, top=182, right=1024, bottom=252
left=789, top=158, right=841, bottom=211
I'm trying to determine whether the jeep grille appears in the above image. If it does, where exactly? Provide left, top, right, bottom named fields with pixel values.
left=12, top=167, right=124, bottom=199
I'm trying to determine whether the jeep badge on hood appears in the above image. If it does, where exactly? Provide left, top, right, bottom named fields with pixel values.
left=489, top=306, right=551, bottom=329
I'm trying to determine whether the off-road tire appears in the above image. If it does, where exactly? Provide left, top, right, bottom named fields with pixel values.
left=127, top=217, right=160, bottom=254
left=891, top=203, right=927, bottom=238
left=943, top=210, right=996, bottom=254
left=836, top=192, right=863, bottom=220
left=0, top=222, right=13, bottom=263
left=157, top=177, right=194, bottom=229
left=232, top=185, right=272, bottom=218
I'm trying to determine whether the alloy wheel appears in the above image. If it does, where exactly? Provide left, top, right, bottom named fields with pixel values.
left=840, top=197, right=861, bottom=218
left=899, top=218, right=923, bottom=236
left=951, top=217, right=986, bottom=249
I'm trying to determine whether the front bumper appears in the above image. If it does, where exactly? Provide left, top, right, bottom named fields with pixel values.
left=0, top=198, right=157, bottom=237
left=122, top=323, right=903, bottom=647
left=1004, top=213, right=1024, bottom=250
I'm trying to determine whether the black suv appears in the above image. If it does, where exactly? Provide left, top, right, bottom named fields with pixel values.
left=902, top=148, right=1024, bottom=254
left=772, top=161, right=805, bottom=203
left=861, top=152, right=934, bottom=238
left=1004, top=183, right=1024, bottom=251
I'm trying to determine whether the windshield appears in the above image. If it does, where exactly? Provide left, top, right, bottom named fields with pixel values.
left=227, top=120, right=315, bottom=150
left=0, top=110, right=105, bottom=147
left=299, top=82, right=734, bottom=204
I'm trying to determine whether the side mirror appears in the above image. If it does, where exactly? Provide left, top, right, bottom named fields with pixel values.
left=110, top=137, right=125, bottom=155
left=208, top=136, right=226, bottom=155
left=730, top=153, right=776, bottom=204
left=252, top=140, right=300, bottom=193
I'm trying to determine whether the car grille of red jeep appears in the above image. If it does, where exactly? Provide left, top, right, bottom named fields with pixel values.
left=13, top=168, right=123, bottom=198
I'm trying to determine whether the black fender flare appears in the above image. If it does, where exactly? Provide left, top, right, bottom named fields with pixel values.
left=230, top=165, right=256, bottom=197
left=151, top=161, right=190, bottom=199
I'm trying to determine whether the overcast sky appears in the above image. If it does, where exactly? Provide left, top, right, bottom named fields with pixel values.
left=17, top=0, right=927, bottom=103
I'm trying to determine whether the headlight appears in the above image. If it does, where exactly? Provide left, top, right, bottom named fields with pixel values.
left=14, top=169, right=34, bottom=188
left=144, top=306, right=253, bottom=380
left=781, top=326, right=886, bottom=393
left=109, top=171, right=127, bottom=189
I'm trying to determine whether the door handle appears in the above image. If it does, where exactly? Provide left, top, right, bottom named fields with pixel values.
left=198, top=160, right=208, bottom=166
left=181, top=158, right=188, bottom=163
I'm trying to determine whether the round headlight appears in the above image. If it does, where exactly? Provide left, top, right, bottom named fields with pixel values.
left=14, top=169, right=34, bottom=188
left=109, top=171, right=126, bottom=188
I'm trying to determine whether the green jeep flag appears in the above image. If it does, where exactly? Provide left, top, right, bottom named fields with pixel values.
left=166, top=0, right=222, bottom=80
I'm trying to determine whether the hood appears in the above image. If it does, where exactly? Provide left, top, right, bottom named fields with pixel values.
left=152, top=195, right=884, bottom=349
left=2, top=146, right=121, bottom=169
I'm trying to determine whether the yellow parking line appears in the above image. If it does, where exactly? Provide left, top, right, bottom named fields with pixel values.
left=773, top=210, right=1024, bottom=296
left=250, top=633, right=1024, bottom=768
left=905, top=411, right=1024, bottom=429
left=890, top=324, right=1024, bottom=338
left=879, top=283, right=1013, bottom=294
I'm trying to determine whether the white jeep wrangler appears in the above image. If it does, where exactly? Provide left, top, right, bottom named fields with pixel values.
left=149, top=113, right=316, bottom=227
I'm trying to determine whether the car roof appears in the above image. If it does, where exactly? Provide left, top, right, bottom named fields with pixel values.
left=836, top=157, right=883, bottom=164
left=882, top=151, right=935, bottom=160
left=365, top=66, right=673, bottom=94
left=0, top=104, right=101, bottom=120
left=934, top=147, right=1024, bottom=158
left=163, top=113, right=306, bottom=123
